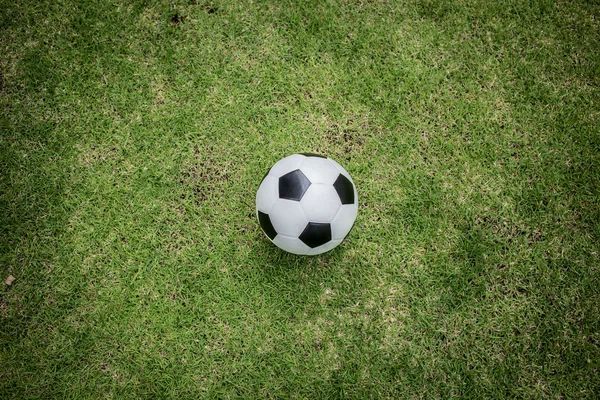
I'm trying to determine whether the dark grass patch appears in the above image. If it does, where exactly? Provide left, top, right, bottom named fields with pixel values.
left=179, top=145, right=233, bottom=205
left=169, top=13, right=185, bottom=25
left=313, top=116, right=380, bottom=163
left=203, top=5, right=218, bottom=14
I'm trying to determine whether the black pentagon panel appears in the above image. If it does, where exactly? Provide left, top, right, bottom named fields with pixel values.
left=333, top=174, right=355, bottom=205
left=299, top=152, right=326, bottom=158
left=257, top=211, right=277, bottom=240
left=299, top=222, right=332, bottom=248
left=279, top=169, right=311, bottom=201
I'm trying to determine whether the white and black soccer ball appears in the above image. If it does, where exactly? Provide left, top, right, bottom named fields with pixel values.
left=256, top=153, right=358, bottom=255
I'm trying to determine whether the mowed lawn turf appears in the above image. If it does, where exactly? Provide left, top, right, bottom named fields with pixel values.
left=1, top=0, right=599, bottom=398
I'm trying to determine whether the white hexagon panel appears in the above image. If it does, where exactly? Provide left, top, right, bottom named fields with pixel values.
left=300, top=184, right=341, bottom=223
left=299, top=156, right=340, bottom=184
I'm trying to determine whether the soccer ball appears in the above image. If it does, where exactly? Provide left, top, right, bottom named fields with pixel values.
left=256, top=153, right=358, bottom=255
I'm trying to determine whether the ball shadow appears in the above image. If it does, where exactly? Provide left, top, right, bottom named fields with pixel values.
left=246, top=234, right=351, bottom=308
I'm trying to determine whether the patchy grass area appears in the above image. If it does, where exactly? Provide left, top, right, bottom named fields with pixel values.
left=1, top=0, right=599, bottom=398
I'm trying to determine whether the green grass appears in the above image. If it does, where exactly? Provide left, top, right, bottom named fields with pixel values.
left=1, top=0, right=599, bottom=398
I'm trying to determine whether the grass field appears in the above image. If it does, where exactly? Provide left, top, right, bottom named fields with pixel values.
left=1, top=0, right=599, bottom=398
